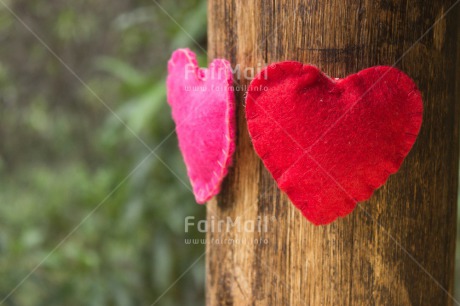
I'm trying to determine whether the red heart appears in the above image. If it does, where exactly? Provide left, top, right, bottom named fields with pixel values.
left=245, top=62, right=423, bottom=225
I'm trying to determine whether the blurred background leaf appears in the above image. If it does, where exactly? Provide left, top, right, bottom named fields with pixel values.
left=0, top=0, right=206, bottom=305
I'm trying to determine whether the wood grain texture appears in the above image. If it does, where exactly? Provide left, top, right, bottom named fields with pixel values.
left=206, top=1, right=459, bottom=305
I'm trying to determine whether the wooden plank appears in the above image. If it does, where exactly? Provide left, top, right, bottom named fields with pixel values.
left=206, top=1, right=459, bottom=305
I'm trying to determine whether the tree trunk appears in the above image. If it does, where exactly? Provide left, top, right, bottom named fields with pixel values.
left=206, top=1, right=459, bottom=305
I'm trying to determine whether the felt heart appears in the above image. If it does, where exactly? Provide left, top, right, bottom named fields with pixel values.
left=166, top=49, right=236, bottom=203
left=246, top=62, right=423, bottom=225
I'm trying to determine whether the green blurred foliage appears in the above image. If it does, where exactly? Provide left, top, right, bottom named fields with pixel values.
left=0, top=0, right=207, bottom=305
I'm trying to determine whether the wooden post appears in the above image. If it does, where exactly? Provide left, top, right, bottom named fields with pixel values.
left=206, top=1, right=459, bottom=305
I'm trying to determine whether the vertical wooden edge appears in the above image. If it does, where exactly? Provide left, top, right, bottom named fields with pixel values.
left=206, top=1, right=460, bottom=305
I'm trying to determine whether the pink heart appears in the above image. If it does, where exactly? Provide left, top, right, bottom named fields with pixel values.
left=166, top=49, right=236, bottom=203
